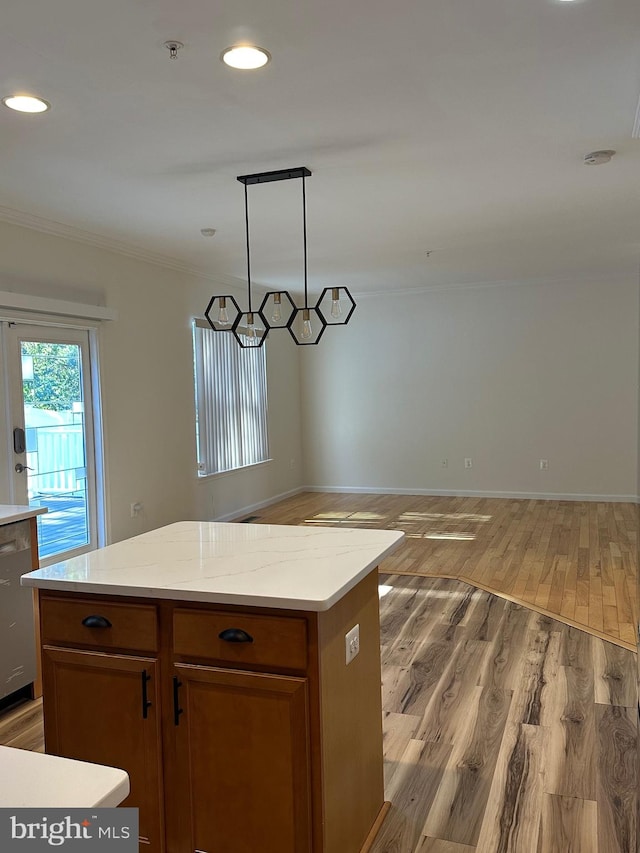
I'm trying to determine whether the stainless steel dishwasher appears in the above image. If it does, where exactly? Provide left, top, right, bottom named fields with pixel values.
left=0, top=519, right=36, bottom=700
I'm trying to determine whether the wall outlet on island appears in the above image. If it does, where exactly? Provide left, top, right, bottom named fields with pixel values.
left=130, top=502, right=143, bottom=518
left=345, top=624, right=360, bottom=665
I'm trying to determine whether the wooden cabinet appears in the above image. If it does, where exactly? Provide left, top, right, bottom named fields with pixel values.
left=173, top=664, right=311, bottom=853
left=41, top=647, right=164, bottom=849
left=39, top=568, right=385, bottom=853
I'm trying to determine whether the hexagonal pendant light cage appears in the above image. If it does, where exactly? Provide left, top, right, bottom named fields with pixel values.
left=204, top=166, right=356, bottom=346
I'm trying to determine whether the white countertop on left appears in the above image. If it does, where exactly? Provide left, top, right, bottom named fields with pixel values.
left=22, top=521, right=405, bottom=611
left=0, top=746, right=129, bottom=808
left=0, top=505, right=48, bottom=525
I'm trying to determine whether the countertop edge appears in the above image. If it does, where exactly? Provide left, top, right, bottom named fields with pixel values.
left=21, top=532, right=404, bottom=611
left=0, top=746, right=130, bottom=808
left=0, top=506, right=48, bottom=524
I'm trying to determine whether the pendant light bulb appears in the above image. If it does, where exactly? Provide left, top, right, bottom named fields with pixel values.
left=246, top=312, right=257, bottom=342
left=330, top=288, right=342, bottom=319
left=271, top=292, right=282, bottom=323
left=301, top=309, right=313, bottom=340
left=218, top=297, right=230, bottom=326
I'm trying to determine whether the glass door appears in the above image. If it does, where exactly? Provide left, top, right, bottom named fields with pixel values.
left=4, top=323, right=100, bottom=564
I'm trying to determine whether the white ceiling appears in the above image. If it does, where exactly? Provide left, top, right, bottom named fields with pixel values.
left=1, top=0, right=639, bottom=295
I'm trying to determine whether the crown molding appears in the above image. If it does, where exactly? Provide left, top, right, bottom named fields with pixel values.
left=353, top=270, right=638, bottom=298
left=0, top=203, right=247, bottom=290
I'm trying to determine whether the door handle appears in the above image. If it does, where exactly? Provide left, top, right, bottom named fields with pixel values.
left=14, top=463, right=33, bottom=474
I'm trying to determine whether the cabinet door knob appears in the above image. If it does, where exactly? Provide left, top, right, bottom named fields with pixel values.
left=81, top=615, right=112, bottom=629
left=218, top=628, right=254, bottom=643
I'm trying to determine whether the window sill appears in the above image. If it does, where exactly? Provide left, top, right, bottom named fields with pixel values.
left=196, top=458, right=274, bottom=481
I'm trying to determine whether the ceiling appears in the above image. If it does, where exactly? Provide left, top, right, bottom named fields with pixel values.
left=1, top=0, right=639, bottom=296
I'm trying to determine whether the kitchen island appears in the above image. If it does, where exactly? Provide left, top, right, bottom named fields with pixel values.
left=22, top=520, right=404, bottom=853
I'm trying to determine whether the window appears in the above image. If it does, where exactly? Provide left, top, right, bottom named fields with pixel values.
left=193, top=319, right=269, bottom=475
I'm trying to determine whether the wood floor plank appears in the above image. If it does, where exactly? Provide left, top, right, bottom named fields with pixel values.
left=592, top=639, right=637, bottom=708
left=383, top=711, right=422, bottom=789
left=476, top=602, right=534, bottom=693
left=416, top=641, right=492, bottom=746
left=537, top=794, right=598, bottom=853
left=506, top=625, right=561, bottom=728
left=474, top=723, right=547, bottom=853
left=457, top=590, right=505, bottom=643
left=381, top=665, right=413, bottom=716
left=372, top=738, right=453, bottom=853
left=544, top=652, right=597, bottom=800
left=545, top=628, right=598, bottom=800
left=596, top=704, right=637, bottom=853
left=421, top=684, right=513, bottom=846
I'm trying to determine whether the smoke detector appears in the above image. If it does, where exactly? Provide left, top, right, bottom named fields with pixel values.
left=583, top=150, right=616, bottom=166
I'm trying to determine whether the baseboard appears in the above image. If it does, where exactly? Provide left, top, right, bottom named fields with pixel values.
left=212, top=486, right=305, bottom=522
left=302, top=485, right=638, bottom=503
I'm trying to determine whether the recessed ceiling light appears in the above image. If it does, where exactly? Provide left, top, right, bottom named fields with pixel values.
left=2, top=95, right=51, bottom=113
left=221, top=45, right=271, bottom=70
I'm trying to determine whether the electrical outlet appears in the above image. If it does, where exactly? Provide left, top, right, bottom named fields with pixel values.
left=464, top=458, right=473, bottom=469
left=345, top=624, right=360, bottom=665
left=441, top=459, right=448, bottom=468
left=130, top=502, right=143, bottom=517
left=539, top=459, right=549, bottom=471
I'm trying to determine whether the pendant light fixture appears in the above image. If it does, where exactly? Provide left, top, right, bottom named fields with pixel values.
left=204, top=166, right=356, bottom=346
left=285, top=168, right=325, bottom=346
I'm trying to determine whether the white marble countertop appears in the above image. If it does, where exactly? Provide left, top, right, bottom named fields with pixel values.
left=0, top=505, right=48, bottom=525
left=22, top=521, right=404, bottom=611
left=0, top=746, right=129, bottom=807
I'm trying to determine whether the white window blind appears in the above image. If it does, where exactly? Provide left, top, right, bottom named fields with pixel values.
left=193, top=319, right=269, bottom=475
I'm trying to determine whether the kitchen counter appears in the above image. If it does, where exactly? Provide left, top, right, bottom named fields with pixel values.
left=23, top=520, right=404, bottom=852
left=0, top=745, right=129, bottom=807
left=0, top=505, right=47, bottom=525
left=21, top=520, right=404, bottom=611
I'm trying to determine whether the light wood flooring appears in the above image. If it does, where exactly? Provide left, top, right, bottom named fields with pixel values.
left=373, top=574, right=636, bottom=853
left=248, top=492, right=638, bottom=650
left=0, top=575, right=636, bottom=852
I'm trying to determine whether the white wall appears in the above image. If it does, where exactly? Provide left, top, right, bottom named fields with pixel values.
left=0, top=220, right=303, bottom=542
left=300, top=276, right=639, bottom=500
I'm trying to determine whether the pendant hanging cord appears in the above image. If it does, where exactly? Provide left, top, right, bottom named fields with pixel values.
left=244, top=182, right=252, bottom=313
left=302, top=174, right=308, bottom=309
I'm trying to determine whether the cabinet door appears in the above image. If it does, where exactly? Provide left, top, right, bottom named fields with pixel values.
left=173, top=663, right=311, bottom=853
left=42, top=647, right=164, bottom=851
